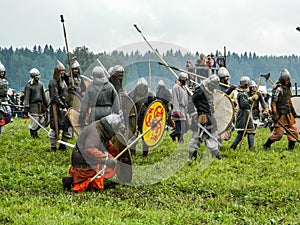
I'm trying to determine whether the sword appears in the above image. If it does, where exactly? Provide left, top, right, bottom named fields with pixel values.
left=80, top=74, right=93, bottom=82
left=197, top=123, right=221, bottom=146
left=58, top=140, right=75, bottom=148
left=28, top=113, right=49, bottom=134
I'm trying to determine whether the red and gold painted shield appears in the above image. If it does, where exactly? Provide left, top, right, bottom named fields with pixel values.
left=142, top=100, right=166, bottom=147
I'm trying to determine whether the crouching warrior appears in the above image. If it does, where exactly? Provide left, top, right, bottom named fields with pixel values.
left=64, top=114, right=122, bottom=193
left=189, top=74, right=221, bottom=160
left=263, top=69, right=299, bottom=150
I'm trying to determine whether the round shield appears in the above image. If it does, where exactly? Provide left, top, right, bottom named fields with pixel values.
left=44, top=89, right=51, bottom=127
left=120, top=93, right=137, bottom=138
left=291, top=96, right=300, bottom=115
left=112, top=133, right=132, bottom=183
left=67, top=107, right=82, bottom=136
left=295, top=117, right=300, bottom=134
left=142, top=100, right=166, bottom=147
left=213, top=89, right=235, bottom=135
left=68, top=92, right=82, bottom=112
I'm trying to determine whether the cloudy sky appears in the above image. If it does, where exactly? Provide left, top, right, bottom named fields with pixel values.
left=2, top=0, right=300, bottom=56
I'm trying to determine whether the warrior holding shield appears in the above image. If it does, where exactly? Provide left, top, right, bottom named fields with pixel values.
left=189, top=74, right=222, bottom=160
left=129, top=77, right=156, bottom=157
left=48, top=60, right=71, bottom=151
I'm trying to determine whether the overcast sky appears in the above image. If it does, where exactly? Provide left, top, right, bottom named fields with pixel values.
left=2, top=0, right=300, bottom=56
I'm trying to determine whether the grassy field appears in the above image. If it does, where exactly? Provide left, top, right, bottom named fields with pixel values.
left=0, top=118, right=300, bottom=224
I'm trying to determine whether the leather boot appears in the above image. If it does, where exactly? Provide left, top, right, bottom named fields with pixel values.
left=30, top=129, right=34, bottom=138
left=263, top=138, right=274, bottom=149
left=188, top=149, right=197, bottom=159
left=33, top=130, right=39, bottom=138
left=142, top=150, right=148, bottom=157
left=59, top=143, right=67, bottom=151
left=177, top=134, right=184, bottom=143
left=288, top=141, right=296, bottom=150
left=230, top=144, right=237, bottom=150
left=169, top=131, right=176, bottom=142
left=130, top=149, right=136, bottom=156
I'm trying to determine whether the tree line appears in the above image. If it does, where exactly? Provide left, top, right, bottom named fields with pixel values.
left=1, top=45, right=300, bottom=93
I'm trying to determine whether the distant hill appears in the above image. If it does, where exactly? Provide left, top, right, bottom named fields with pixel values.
left=112, top=41, right=191, bottom=55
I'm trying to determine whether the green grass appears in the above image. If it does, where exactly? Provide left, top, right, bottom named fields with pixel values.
left=1, top=119, right=300, bottom=224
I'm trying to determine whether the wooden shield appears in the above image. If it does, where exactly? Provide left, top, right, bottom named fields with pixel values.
left=68, top=92, right=82, bottom=112
left=291, top=96, right=300, bottom=133
left=67, top=107, right=82, bottom=136
left=120, top=93, right=137, bottom=138
left=142, top=100, right=166, bottom=147
left=213, top=89, right=235, bottom=135
left=112, top=133, right=132, bottom=183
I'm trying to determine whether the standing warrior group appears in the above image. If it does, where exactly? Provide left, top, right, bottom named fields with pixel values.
left=0, top=55, right=299, bottom=193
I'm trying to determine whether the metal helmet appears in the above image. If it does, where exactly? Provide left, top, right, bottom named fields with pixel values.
left=29, top=68, right=40, bottom=78
left=239, top=76, right=250, bottom=85
left=178, top=72, right=188, bottom=81
left=99, top=113, right=122, bottom=139
left=249, top=80, right=256, bottom=88
left=158, top=79, right=165, bottom=86
left=113, top=65, right=124, bottom=73
left=92, top=66, right=105, bottom=78
left=0, top=61, right=5, bottom=72
left=92, top=66, right=108, bottom=83
left=217, top=67, right=230, bottom=78
left=108, top=66, right=114, bottom=76
left=279, top=68, right=290, bottom=84
left=111, top=65, right=124, bottom=79
left=54, top=60, right=65, bottom=71
left=71, top=60, right=80, bottom=69
left=207, top=74, right=220, bottom=87
left=136, top=77, right=148, bottom=86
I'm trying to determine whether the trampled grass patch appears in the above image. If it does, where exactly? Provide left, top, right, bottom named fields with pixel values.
left=1, top=119, right=300, bottom=224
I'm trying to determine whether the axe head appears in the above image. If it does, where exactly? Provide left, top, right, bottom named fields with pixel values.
left=260, top=73, right=270, bottom=81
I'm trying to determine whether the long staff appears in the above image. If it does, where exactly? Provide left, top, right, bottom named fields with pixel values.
left=238, top=75, right=263, bottom=149
left=157, top=62, right=243, bottom=92
left=60, top=15, right=74, bottom=87
left=133, top=24, right=193, bottom=96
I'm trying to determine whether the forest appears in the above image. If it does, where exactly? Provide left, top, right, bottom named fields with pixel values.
left=1, top=45, right=300, bottom=93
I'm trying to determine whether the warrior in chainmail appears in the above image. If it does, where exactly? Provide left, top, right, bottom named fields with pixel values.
left=65, top=114, right=121, bottom=193
left=48, top=60, right=71, bottom=151
left=79, top=66, right=120, bottom=128
left=109, top=65, right=125, bottom=94
left=263, top=69, right=299, bottom=150
left=23, top=68, right=48, bottom=138
left=129, top=77, right=155, bottom=157
left=230, top=76, right=257, bottom=150
left=0, top=61, right=12, bottom=135
left=189, top=74, right=221, bottom=160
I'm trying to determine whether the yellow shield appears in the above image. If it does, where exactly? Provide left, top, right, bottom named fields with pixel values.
left=142, top=100, right=166, bottom=147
